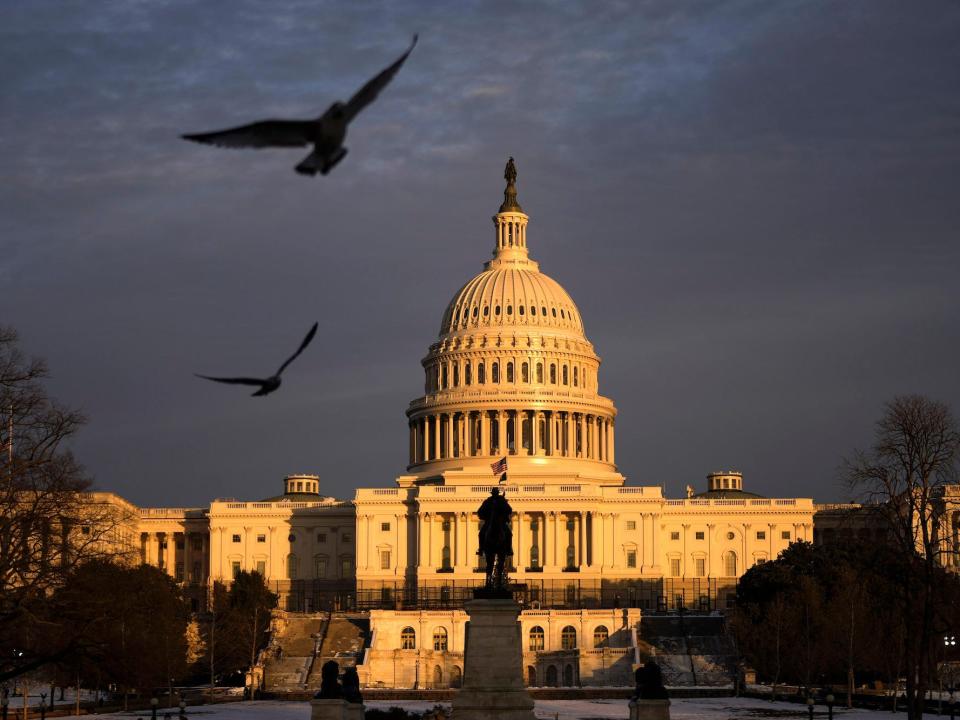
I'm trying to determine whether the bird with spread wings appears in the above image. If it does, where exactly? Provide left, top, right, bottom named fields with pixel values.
left=196, top=322, right=318, bottom=397
left=181, top=35, right=417, bottom=176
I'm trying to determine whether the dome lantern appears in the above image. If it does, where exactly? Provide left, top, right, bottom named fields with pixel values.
left=491, top=157, right=530, bottom=265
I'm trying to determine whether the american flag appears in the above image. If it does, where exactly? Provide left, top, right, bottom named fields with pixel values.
left=490, top=457, right=507, bottom=475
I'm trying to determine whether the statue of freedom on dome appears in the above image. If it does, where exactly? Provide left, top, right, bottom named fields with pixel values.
left=476, top=478, right=514, bottom=594
left=504, top=156, right=517, bottom=185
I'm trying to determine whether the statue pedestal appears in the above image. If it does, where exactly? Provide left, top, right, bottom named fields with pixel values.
left=629, top=699, right=671, bottom=720
left=451, top=598, right=536, bottom=720
left=310, top=699, right=349, bottom=720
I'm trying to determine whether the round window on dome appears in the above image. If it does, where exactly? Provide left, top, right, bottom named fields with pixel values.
left=507, top=305, right=513, bottom=316
left=472, top=306, right=478, bottom=318
left=560, top=309, right=565, bottom=319
left=531, top=306, right=536, bottom=316
left=519, top=306, right=524, bottom=316
left=495, top=306, right=501, bottom=316
left=542, top=306, right=547, bottom=316
left=552, top=308, right=557, bottom=317
left=483, top=306, right=489, bottom=317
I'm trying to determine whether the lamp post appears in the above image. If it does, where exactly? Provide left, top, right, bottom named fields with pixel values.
left=826, top=693, right=835, bottom=720
left=943, top=636, right=957, bottom=716
left=150, top=697, right=159, bottom=720
left=806, top=696, right=815, bottom=720
left=179, top=699, right=187, bottom=719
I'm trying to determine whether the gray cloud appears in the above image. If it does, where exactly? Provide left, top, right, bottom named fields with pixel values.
left=2, top=0, right=958, bottom=506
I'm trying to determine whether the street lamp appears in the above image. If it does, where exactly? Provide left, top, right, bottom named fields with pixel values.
left=150, top=697, right=159, bottom=720
left=825, top=693, right=835, bottom=720
left=806, top=696, right=815, bottom=720
left=179, top=700, right=187, bottom=719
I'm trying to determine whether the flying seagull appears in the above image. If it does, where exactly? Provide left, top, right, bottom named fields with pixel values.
left=196, top=322, right=319, bottom=397
left=181, top=35, right=418, bottom=176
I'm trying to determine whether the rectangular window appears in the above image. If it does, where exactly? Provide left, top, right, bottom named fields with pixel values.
left=781, top=531, right=791, bottom=540
left=670, top=531, right=680, bottom=541
left=695, top=531, right=705, bottom=540
left=256, top=534, right=266, bottom=543
left=191, top=561, right=202, bottom=582
left=80, top=526, right=91, bottom=535
left=626, top=550, right=637, bottom=568
left=342, top=534, right=351, bottom=543
left=231, top=561, right=241, bottom=578
left=626, top=520, right=636, bottom=531
left=255, top=560, right=266, bottom=576
left=381, top=550, right=391, bottom=569
left=381, top=522, right=391, bottom=532
left=232, top=534, right=241, bottom=543
left=756, top=531, right=766, bottom=540
left=175, top=562, right=184, bottom=582
left=670, top=558, right=681, bottom=577
left=193, top=538, right=203, bottom=551
left=695, top=557, right=706, bottom=577
left=340, top=558, right=353, bottom=578
left=317, top=533, right=327, bottom=543
left=315, top=557, right=327, bottom=577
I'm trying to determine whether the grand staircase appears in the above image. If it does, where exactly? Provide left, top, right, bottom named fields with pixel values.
left=263, top=614, right=328, bottom=692
left=306, top=614, right=370, bottom=686
left=638, top=615, right=737, bottom=688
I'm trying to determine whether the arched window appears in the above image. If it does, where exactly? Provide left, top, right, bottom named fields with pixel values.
left=441, top=365, right=448, bottom=389
left=506, top=362, right=514, bottom=383
left=724, top=551, right=738, bottom=577
left=573, top=367, right=578, bottom=386
left=529, top=626, right=545, bottom=651
left=432, top=665, right=443, bottom=688
left=465, top=362, right=472, bottom=386
left=451, top=666, right=462, bottom=688
left=536, top=363, right=544, bottom=384
left=564, top=664, right=575, bottom=687
left=453, top=365, right=460, bottom=387
left=593, top=625, right=609, bottom=648
left=401, top=627, right=416, bottom=650
left=286, top=553, right=298, bottom=579
left=433, top=627, right=448, bottom=651
left=521, top=362, right=529, bottom=383
left=561, top=626, right=577, bottom=650
left=550, top=364, right=557, bottom=384
left=562, top=365, right=569, bottom=385
left=492, top=362, right=500, bottom=383
left=478, top=363, right=486, bottom=384
left=526, top=666, right=537, bottom=687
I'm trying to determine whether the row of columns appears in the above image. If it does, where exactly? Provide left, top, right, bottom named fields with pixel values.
left=409, top=410, right=614, bottom=465
left=496, top=217, right=527, bottom=250
left=141, top=531, right=209, bottom=582
left=399, top=510, right=645, bottom=573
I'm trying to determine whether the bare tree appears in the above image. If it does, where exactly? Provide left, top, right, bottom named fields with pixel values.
left=0, top=326, right=135, bottom=683
left=845, top=395, right=960, bottom=720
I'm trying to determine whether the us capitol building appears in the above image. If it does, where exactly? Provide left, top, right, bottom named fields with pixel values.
left=94, top=161, right=959, bottom=688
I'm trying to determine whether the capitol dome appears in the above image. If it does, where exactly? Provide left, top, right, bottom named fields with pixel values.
left=404, top=159, right=619, bottom=481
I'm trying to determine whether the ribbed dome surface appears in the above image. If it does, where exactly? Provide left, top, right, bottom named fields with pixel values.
left=440, top=267, right=585, bottom=337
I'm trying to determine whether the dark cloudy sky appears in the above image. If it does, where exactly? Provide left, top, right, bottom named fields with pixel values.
left=3, top=1, right=959, bottom=507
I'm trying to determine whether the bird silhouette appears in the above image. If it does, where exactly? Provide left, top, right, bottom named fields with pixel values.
left=181, top=35, right=418, bottom=176
left=196, top=322, right=318, bottom=396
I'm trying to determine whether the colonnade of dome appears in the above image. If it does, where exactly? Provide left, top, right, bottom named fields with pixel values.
left=405, top=161, right=618, bottom=476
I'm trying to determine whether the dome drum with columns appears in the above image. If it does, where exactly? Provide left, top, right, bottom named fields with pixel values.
left=405, top=159, right=618, bottom=478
